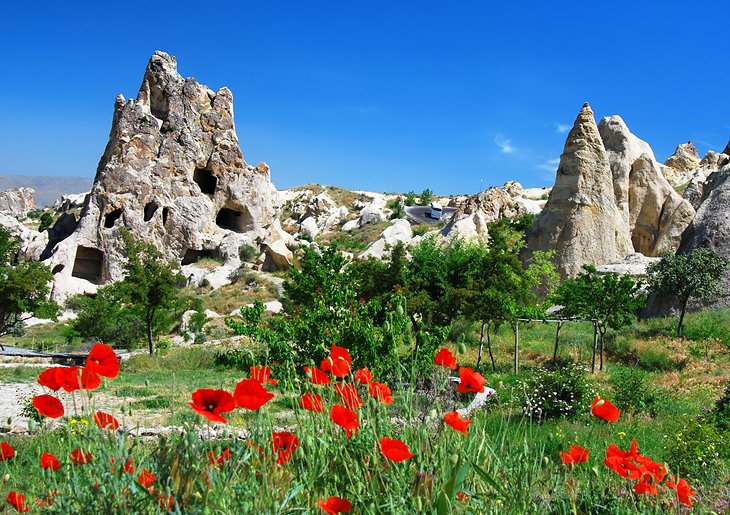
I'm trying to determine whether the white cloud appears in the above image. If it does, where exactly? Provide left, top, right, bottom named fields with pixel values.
left=556, top=123, right=570, bottom=134
left=537, top=158, right=560, bottom=171
left=494, top=134, right=515, bottom=154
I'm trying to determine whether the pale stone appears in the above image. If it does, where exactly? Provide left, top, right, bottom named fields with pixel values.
left=0, top=188, right=35, bottom=218
left=263, top=239, right=293, bottom=271
left=299, top=216, right=320, bottom=238
left=664, top=141, right=701, bottom=172
left=525, top=103, right=633, bottom=278
left=359, top=219, right=411, bottom=259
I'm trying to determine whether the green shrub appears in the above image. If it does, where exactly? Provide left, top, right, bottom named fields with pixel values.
left=238, top=243, right=259, bottom=262
left=664, top=420, right=727, bottom=480
left=711, top=380, right=730, bottom=431
left=518, top=362, right=594, bottom=421
left=683, top=309, right=730, bottom=345
left=610, top=366, right=663, bottom=416
left=405, top=191, right=417, bottom=206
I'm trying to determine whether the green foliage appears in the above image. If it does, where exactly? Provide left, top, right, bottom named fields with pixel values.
left=38, top=211, right=54, bottom=232
left=419, top=188, right=434, bottom=206
left=404, top=190, right=417, bottom=206
left=388, top=198, right=405, bottom=219
left=118, top=229, right=183, bottom=355
left=609, top=366, right=663, bottom=416
left=711, top=379, right=730, bottom=431
left=517, top=362, right=594, bottom=421
left=0, top=226, right=58, bottom=341
left=682, top=309, right=730, bottom=345
left=238, top=243, right=259, bottom=262
left=664, top=419, right=728, bottom=480
left=648, top=248, right=729, bottom=337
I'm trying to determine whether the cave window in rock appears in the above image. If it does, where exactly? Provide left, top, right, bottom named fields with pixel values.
left=51, top=264, right=64, bottom=275
left=162, top=207, right=170, bottom=226
left=104, top=208, right=123, bottom=229
left=181, top=248, right=218, bottom=266
left=216, top=206, right=253, bottom=233
left=71, top=246, right=104, bottom=284
left=193, top=169, right=217, bottom=195
left=144, top=202, right=158, bottom=222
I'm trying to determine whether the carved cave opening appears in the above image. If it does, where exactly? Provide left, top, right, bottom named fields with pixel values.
left=104, top=208, right=123, bottom=229
left=51, top=264, right=64, bottom=275
left=193, top=169, right=217, bottom=195
left=144, top=202, right=159, bottom=222
left=215, top=207, right=253, bottom=233
left=71, top=246, right=104, bottom=284
left=162, top=207, right=170, bottom=226
left=181, top=248, right=218, bottom=266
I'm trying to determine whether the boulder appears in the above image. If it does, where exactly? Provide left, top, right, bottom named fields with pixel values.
left=263, top=239, right=293, bottom=271
left=299, top=216, right=320, bottom=238
left=42, top=51, right=274, bottom=299
left=53, top=192, right=89, bottom=212
left=358, top=197, right=388, bottom=226
left=443, top=185, right=523, bottom=240
left=525, top=103, right=633, bottom=278
left=359, top=219, right=411, bottom=259
left=0, top=188, right=35, bottom=218
left=595, top=253, right=661, bottom=277
left=628, top=155, right=695, bottom=256
left=664, top=141, right=701, bottom=173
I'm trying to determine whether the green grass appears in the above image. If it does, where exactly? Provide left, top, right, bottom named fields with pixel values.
left=0, top=322, right=72, bottom=352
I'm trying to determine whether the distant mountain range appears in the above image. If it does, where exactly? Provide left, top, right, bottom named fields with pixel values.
left=0, top=175, right=93, bottom=207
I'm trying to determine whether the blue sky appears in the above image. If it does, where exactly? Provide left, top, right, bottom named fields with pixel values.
left=2, top=1, right=729, bottom=195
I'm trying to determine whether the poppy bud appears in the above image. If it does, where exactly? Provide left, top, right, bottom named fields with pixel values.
left=27, top=419, right=36, bottom=433
left=429, top=409, right=438, bottom=420
left=591, top=466, right=600, bottom=479
left=415, top=498, right=423, bottom=511
left=296, top=446, right=305, bottom=459
left=395, top=305, right=404, bottom=316
left=449, top=455, right=459, bottom=466
left=458, top=342, right=467, bottom=354
left=543, top=456, right=550, bottom=466
left=2, top=473, right=9, bottom=482
left=303, top=435, right=313, bottom=449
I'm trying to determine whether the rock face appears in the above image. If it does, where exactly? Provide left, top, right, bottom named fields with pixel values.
left=0, top=188, right=35, bottom=218
left=627, top=155, right=695, bottom=256
left=443, top=185, right=523, bottom=240
left=672, top=167, right=730, bottom=309
left=43, top=51, right=275, bottom=300
left=664, top=141, right=701, bottom=173
left=525, top=103, right=633, bottom=277
left=359, top=219, right=412, bottom=259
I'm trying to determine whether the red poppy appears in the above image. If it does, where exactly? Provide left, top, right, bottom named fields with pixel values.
left=379, top=437, right=414, bottom=462
left=666, top=476, right=696, bottom=507
left=59, top=366, right=101, bottom=392
left=1, top=442, right=14, bottom=461
left=234, top=379, right=275, bottom=411
left=207, top=448, right=231, bottom=467
left=456, top=491, right=470, bottom=502
left=138, top=468, right=156, bottom=488
left=32, top=394, right=64, bottom=419
left=434, top=347, right=457, bottom=370
left=37, top=367, right=65, bottom=391
left=6, top=492, right=28, bottom=513
left=633, top=479, right=658, bottom=495
left=354, top=368, right=373, bottom=385
left=70, top=448, right=92, bottom=465
left=93, top=411, right=119, bottom=430
left=457, top=367, right=486, bottom=394
left=334, top=383, right=363, bottom=409
left=124, top=458, right=136, bottom=474
left=189, top=388, right=236, bottom=423
left=591, top=396, right=620, bottom=423
left=320, top=344, right=352, bottom=378
left=603, top=439, right=666, bottom=485
left=305, top=366, right=332, bottom=385
left=368, top=381, right=394, bottom=404
left=40, top=452, right=60, bottom=471
left=250, top=366, right=277, bottom=385
left=300, top=393, right=325, bottom=413
left=559, top=445, right=589, bottom=466
left=272, top=431, right=299, bottom=465
left=330, top=404, right=359, bottom=438
left=318, top=496, right=353, bottom=514
left=85, top=343, right=119, bottom=379
left=443, top=411, right=472, bottom=435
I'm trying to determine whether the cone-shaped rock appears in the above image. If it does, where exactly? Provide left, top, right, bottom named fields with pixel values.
left=525, top=103, right=632, bottom=278
left=43, top=51, right=275, bottom=300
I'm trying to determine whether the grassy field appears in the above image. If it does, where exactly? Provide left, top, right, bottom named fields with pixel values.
left=0, top=309, right=728, bottom=512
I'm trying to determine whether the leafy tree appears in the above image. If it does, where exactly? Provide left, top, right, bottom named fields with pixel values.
left=38, top=212, right=54, bottom=232
left=117, top=229, right=183, bottom=355
left=647, top=248, right=729, bottom=338
left=404, top=191, right=417, bottom=207
left=419, top=188, right=433, bottom=206
left=388, top=198, right=405, bottom=220
left=0, top=227, right=59, bottom=348
left=554, top=265, right=645, bottom=372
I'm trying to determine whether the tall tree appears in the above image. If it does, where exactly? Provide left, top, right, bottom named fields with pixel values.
left=118, top=229, right=182, bottom=355
left=0, top=227, right=59, bottom=348
left=647, top=248, right=729, bottom=338
left=554, top=265, right=645, bottom=372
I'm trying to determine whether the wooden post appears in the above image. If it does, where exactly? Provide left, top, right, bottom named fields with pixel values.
left=513, top=321, right=519, bottom=374
left=487, top=323, right=496, bottom=371
left=591, top=320, right=598, bottom=373
left=552, top=320, right=563, bottom=364
left=476, top=321, right=486, bottom=369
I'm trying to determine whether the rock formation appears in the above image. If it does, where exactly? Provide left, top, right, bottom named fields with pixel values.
left=0, top=188, right=35, bottom=218
left=42, top=51, right=275, bottom=300
left=664, top=141, right=701, bottom=173
left=525, top=103, right=633, bottom=278
left=443, top=185, right=524, bottom=240
left=627, top=155, right=695, bottom=256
